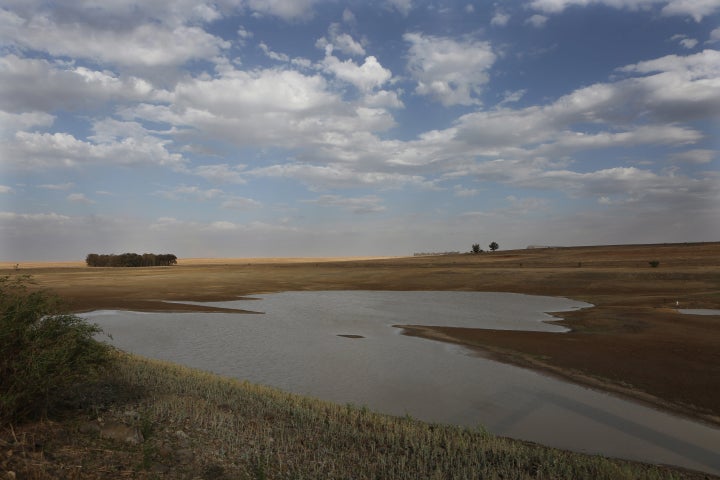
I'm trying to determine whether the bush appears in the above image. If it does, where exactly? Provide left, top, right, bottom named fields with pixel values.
left=648, top=260, right=660, bottom=268
left=0, top=274, right=114, bottom=423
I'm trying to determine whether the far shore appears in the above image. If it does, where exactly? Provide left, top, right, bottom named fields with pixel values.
left=4, top=242, right=720, bottom=428
left=0, top=255, right=400, bottom=270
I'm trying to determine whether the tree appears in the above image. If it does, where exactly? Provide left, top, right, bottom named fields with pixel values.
left=85, top=253, right=100, bottom=266
left=489, top=241, right=499, bottom=252
left=471, top=243, right=481, bottom=254
left=0, top=275, right=113, bottom=422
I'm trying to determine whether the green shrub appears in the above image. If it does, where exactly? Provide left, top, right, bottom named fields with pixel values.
left=648, top=260, right=660, bottom=268
left=0, top=274, right=113, bottom=423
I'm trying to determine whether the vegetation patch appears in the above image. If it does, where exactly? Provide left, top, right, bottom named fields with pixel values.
left=0, top=274, right=113, bottom=423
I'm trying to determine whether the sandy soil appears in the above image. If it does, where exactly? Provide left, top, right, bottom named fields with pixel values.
left=4, top=242, right=719, bottom=425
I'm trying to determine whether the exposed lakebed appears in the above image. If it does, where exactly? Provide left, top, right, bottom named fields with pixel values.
left=83, top=291, right=720, bottom=475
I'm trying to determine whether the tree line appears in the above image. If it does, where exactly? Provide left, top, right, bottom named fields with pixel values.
left=472, top=242, right=499, bottom=254
left=86, top=253, right=178, bottom=267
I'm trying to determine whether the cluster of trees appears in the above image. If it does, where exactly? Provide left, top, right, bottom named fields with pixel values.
left=472, top=242, right=499, bottom=254
left=86, top=253, right=178, bottom=267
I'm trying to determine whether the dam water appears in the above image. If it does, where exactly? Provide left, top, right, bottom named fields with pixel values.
left=83, top=291, right=720, bottom=475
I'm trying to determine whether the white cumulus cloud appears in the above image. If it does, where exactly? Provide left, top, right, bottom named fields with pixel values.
left=404, top=33, right=496, bottom=106
left=322, top=54, right=392, bottom=92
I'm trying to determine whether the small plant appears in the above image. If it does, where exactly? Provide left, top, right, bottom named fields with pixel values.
left=648, top=260, right=660, bottom=268
left=0, top=274, right=113, bottom=423
left=471, top=243, right=481, bottom=254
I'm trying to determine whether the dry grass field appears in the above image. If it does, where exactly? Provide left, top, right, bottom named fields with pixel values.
left=4, top=242, right=720, bottom=426
left=5, top=353, right=711, bottom=479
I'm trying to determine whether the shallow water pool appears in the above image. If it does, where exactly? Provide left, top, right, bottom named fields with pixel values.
left=84, top=291, right=720, bottom=475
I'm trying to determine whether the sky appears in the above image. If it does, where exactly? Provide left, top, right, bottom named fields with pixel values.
left=1, top=0, right=719, bottom=261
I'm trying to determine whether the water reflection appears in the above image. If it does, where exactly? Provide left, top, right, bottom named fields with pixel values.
left=678, top=309, right=720, bottom=316
left=84, top=291, right=720, bottom=475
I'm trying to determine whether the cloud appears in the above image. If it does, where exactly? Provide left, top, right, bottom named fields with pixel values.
left=710, top=27, right=720, bottom=43
left=671, top=34, right=699, bottom=49
left=449, top=158, right=719, bottom=221
left=305, top=194, right=386, bottom=214
left=38, top=182, right=74, bottom=190
left=245, top=0, right=322, bottom=20
left=259, top=42, right=290, bottom=62
left=192, top=164, right=248, bottom=184
left=158, top=185, right=224, bottom=201
left=491, top=11, right=511, bottom=26
left=540, top=125, right=702, bottom=154
left=404, top=33, right=496, bottom=106
left=497, top=89, right=527, bottom=106
left=220, top=196, right=262, bottom=210
left=660, top=0, right=720, bottom=21
left=322, top=54, right=392, bottom=92
left=237, top=26, right=253, bottom=44
left=0, top=185, right=13, bottom=194
left=342, top=8, right=356, bottom=23
left=246, top=48, right=714, bottom=188
left=67, top=193, right=95, bottom=204
left=614, top=50, right=720, bottom=120
left=0, top=110, right=54, bottom=138
left=1, top=128, right=184, bottom=171
left=0, top=10, right=229, bottom=68
left=463, top=196, right=550, bottom=218
left=0, top=55, right=158, bottom=113
left=445, top=50, right=718, bottom=155
left=668, top=149, right=716, bottom=163
left=453, top=185, right=480, bottom=197
left=386, top=0, right=413, bottom=15
left=526, top=14, right=549, bottom=27
left=316, top=23, right=366, bottom=57
left=156, top=185, right=261, bottom=211
left=249, top=163, right=435, bottom=190
left=528, top=0, right=720, bottom=21
left=362, top=90, right=405, bottom=109
left=0, top=211, right=71, bottom=226
left=122, top=66, right=397, bottom=153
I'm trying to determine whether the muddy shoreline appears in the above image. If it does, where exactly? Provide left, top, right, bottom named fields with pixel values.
left=397, top=323, right=720, bottom=428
